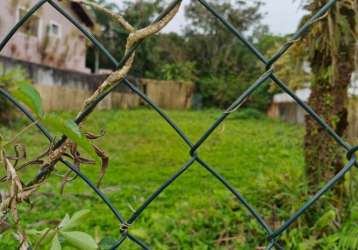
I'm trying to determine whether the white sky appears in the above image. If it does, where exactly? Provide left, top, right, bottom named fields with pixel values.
left=112, top=0, right=306, bottom=35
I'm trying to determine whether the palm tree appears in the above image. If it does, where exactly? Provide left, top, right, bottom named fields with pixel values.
left=302, top=0, right=357, bottom=209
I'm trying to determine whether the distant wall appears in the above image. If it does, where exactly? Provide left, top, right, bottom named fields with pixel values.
left=268, top=100, right=358, bottom=143
left=268, top=102, right=306, bottom=125
left=0, top=55, right=110, bottom=111
left=141, top=79, right=193, bottom=109
left=0, top=56, right=194, bottom=111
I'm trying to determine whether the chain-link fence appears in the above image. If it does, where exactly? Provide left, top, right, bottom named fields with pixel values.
left=0, top=0, right=356, bottom=249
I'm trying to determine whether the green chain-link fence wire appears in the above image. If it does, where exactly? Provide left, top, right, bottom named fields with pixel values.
left=0, top=0, right=356, bottom=249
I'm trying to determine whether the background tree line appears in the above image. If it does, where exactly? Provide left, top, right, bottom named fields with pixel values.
left=86, top=0, right=283, bottom=110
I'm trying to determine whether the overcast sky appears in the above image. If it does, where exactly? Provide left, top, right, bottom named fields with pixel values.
left=112, top=0, right=306, bottom=35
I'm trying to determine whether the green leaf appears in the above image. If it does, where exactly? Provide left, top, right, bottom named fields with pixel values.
left=12, top=82, right=43, bottom=118
left=314, top=209, right=336, bottom=231
left=51, top=234, right=62, bottom=250
left=61, top=231, right=97, bottom=250
left=26, top=228, right=50, bottom=238
left=58, top=214, right=70, bottom=229
left=26, top=228, right=56, bottom=245
left=61, top=210, right=90, bottom=231
left=43, top=114, right=97, bottom=160
left=65, top=119, right=82, bottom=137
left=98, top=237, right=117, bottom=250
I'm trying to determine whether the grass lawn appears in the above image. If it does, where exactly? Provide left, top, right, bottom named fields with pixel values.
left=1, top=109, right=306, bottom=249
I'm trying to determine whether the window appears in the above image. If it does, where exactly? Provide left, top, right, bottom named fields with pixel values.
left=47, top=22, right=61, bottom=38
left=18, top=7, right=41, bottom=37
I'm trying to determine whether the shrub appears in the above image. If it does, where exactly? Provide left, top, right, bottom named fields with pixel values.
left=197, top=75, right=273, bottom=111
left=234, top=108, right=265, bottom=120
left=160, top=62, right=197, bottom=81
left=0, top=64, right=31, bottom=125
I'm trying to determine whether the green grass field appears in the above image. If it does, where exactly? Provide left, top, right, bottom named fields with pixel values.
left=0, top=109, right=329, bottom=249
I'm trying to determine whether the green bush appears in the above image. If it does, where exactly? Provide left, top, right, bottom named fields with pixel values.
left=234, top=108, right=265, bottom=120
left=160, top=62, right=197, bottom=81
left=197, top=75, right=273, bottom=111
left=0, top=65, right=31, bottom=125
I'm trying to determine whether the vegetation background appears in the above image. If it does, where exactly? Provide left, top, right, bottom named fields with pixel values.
left=1, top=110, right=357, bottom=249
left=1, top=0, right=358, bottom=249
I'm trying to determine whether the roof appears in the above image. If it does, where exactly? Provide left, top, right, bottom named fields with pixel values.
left=70, top=2, right=94, bottom=27
left=58, top=1, right=94, bottom=27
left=273, top=87, right=358, bottom=103
left=273, top=88, right=311, bottom=103
left=273, top=72, right=358, bottom=103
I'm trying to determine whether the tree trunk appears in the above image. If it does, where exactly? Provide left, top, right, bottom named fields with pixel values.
left=304, top=2, right=356, bottom=206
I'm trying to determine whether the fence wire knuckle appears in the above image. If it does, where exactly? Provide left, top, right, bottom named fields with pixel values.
left=0, top=0, right=355, bottom=249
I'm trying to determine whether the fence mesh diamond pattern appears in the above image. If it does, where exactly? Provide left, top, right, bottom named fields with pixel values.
left=0, top=0, right=356, bottom=249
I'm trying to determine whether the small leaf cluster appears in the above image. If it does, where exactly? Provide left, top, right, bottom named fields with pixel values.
left=27, top=210, right=98, bottom=250
left=11, top=81, right=97, bottom=159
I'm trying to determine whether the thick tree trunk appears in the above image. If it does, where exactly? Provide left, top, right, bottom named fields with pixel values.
left=304, top=52, right=352, bottom=191
left=304, top=3, right=356, bottom=204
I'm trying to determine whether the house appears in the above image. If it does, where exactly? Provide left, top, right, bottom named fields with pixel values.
left=0, top=0, right=94, bottom=73
left=267, top=88, right=311, bottom=125
left=268, top=73, right=358, bottom=142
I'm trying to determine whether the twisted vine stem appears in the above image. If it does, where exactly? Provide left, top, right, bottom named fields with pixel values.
left=76, top=0, right=180, bottom=106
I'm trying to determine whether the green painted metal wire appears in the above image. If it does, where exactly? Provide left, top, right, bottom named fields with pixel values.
left=0, top=0, right=356, bottom=249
